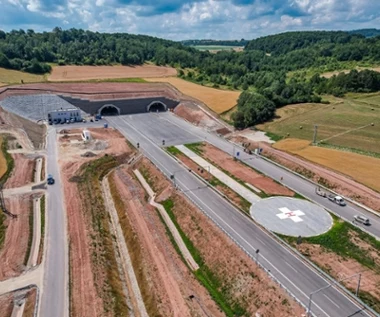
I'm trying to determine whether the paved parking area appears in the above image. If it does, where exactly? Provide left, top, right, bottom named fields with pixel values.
left=250, top=197, right=333, bottom=237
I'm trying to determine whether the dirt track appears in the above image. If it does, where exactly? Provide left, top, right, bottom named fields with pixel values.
left=0, top=195, right=32, bottom=281
left=4, top=154, right=34, bottom=189
left=59, top=128, right=133, bottom=316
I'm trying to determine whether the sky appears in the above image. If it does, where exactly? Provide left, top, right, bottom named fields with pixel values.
left=1, top=0, right=380, bottom=40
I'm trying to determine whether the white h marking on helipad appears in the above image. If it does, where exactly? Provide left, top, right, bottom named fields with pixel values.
left=276, top=207, right=305, bottom=223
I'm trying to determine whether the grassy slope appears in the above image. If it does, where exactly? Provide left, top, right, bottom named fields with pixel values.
left=0, top=68, right=46, bottom=84
left=257, top=93, right=380, bottom=155
left=0, top=136, right=14, bottom=249
left=74, top=155, right=129, bottom=316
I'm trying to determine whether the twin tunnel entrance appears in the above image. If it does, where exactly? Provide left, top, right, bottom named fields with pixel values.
left=98, top=101, right=167, bottom=116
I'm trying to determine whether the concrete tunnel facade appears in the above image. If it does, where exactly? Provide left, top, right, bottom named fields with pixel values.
left=60, top=96, right=179, bottom=116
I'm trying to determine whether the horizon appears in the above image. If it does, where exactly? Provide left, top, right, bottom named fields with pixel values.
left=2, top=0, right=380, bottom=41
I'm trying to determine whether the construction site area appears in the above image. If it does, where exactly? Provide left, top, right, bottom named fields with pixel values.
left=0, top=81, right=379, bottom=317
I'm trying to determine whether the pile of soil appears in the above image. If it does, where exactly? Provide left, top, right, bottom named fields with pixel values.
left=81, top=152, right=97, bottom=158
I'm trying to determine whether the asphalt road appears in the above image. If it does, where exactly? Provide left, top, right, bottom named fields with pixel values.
left=163, top=112, right=380, bottom=239
left=39, top=128, right=68, bottom=317
left=108, top=114, right=372, bottom=317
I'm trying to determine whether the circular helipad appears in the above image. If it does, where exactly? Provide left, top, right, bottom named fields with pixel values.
left=250, top=197, right=333, bottom=237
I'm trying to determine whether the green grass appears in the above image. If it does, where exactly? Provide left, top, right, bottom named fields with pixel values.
left=258, top=93, right=380, bottom=155
left=0, top=67, right=46, bottom=84
left=38, top=195, right=45, bottom=263
left=184, top=142, right=204, bottom=155
left=265, top=131, right=283, bottom=142
left=0, top=136, right=14, bottom=250
left=166, top=146, right=181, bottom=156
left=24, top=198, right=34, bottom=266
left=0, top=136, right=15, bottom=186
left=281, top=215, right=380, bottom=273
left=281, top=215, right=380, bottom=312
left=161, top=199, right=246, bottom=317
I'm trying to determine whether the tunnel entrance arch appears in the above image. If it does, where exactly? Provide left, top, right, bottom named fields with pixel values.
left=99, top=104, right=120, bottom=116
left=147, top=101, right=167, bottom=113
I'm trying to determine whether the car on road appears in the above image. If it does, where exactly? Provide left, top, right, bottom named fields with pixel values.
left=47, top=174, right=55, bottom=185
left=354, top=215, right=370, bottom=225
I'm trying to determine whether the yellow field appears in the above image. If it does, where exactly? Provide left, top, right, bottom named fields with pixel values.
left=0, top=136, right=6, bottom=179
left=274, top=138, right=380, bottom=191
left=145, top=77, right=240, bottom=113
left=0, top=67, right=46, bottom=85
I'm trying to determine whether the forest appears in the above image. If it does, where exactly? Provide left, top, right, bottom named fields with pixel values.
left=1, top=28, right=380, bottom=128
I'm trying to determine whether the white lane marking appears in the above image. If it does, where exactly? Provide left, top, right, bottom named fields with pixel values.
left=324, top=294, right=340, bottom=309
left=285, top=261, right=299, bottom=274
left=109, top=116, right=367, bottom=317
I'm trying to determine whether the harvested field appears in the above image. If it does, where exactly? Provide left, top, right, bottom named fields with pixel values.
left=59, top=127, right=135, bottom=316
left=231, top=134, right=380, bottom=212
left=0, top=195, right=32, bottom=280
left=110, top=165, right=222, bottom=317
left=49, top=65, right=177, bottom=81
left=139, top=159, right=304, bottom=317
left=4, top=154, right=34, bottom=189
left=0, top=82, right=180, bottom=101
left=274, top=138, right=380, bottom=192
left=146, top=77, right=240, bottom=113
left=257, top=94, right=380, bottom=155
left=0, top=67, right=45, bottom=85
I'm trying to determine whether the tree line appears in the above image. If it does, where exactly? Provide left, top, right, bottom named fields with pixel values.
left=1, top=28, right=380, bottom=128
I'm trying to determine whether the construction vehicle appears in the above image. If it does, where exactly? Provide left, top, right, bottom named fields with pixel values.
left=315, top=187, right=346, bottom=206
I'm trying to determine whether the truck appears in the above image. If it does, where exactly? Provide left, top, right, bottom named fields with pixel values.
left=315, top=187, right=346, bottom=206
left=47, top=174, right=55, bottom=185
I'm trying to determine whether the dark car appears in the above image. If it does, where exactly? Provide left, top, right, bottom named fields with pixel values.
left=47, top=174, right=55, bottom=185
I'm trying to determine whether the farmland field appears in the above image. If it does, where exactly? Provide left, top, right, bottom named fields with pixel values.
left=145, top=77, right=240, bottom=113
left=274, top=138, right=380, bottom=192
left=257, top=94, right=380, bottom=154
left=48, top=64, right=177, bottom=81
left=191, top=45, right=244, bottom=52
left=0, top=68, right=46, bottom=85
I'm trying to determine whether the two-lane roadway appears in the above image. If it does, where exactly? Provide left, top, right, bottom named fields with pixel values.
left=108, top=114, right=372, bottom=317
left=39, top=128, right=68, bottom=317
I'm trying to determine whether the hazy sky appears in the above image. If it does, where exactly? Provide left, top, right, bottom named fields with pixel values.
left=1, top=0, right=380, bottom=40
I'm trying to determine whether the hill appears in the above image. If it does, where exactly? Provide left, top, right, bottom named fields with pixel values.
left=348, top=29, right=380, bottom=38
